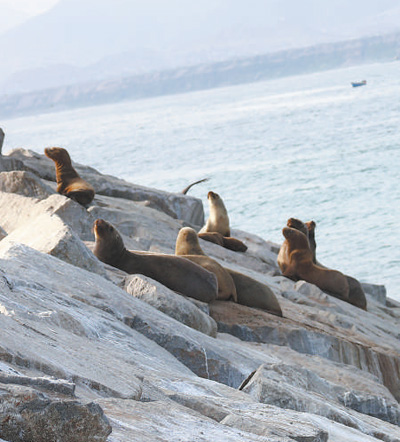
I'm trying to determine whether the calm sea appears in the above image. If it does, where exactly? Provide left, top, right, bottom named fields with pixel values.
left=2, top=60, right=400, bottom=301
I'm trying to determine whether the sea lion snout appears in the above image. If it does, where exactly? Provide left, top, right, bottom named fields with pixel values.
left=207, top=191, right=218, bottom=200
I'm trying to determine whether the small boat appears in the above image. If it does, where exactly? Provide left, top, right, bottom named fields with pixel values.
left=351, top=80, right=367, bottom=87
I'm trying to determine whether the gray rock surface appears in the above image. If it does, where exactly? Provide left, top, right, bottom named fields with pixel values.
left=0, top=149, right=399, bottom=442
left=124, top=274, right=218, bottom=337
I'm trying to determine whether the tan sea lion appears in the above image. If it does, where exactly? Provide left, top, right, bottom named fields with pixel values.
left=199, top=191, right=230, bottom=236
left=176, top=227, right=282, bottom=316
left=44, top=147, right=95, bottom=206
left=198, top=232, right=248, bottom=252
left=280, top=226, right=349, bottom=301
left=175, top=227, right=237, bottom=301
left=93, top=219, right=218, bottom=303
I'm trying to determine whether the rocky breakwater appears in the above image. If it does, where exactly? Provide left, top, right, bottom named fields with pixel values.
left=0, top=147, right=399, bottom=442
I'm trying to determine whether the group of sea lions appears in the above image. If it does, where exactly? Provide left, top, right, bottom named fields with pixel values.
left=45, top=146, right=366, bottom=316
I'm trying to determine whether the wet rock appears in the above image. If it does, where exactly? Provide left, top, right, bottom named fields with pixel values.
left=124, top=274, right=218, bottom=337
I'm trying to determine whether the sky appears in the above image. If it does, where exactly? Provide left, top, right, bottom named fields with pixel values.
left=0, top=0, right=58, bottom=15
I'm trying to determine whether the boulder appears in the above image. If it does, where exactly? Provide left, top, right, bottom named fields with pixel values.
left=0, top=212, right=105, bottom=276
left=0, top=170, right=55, bottom=199
left=0, top=383, right=111, bottom=442
left=124, top=274, right=218, bottom=337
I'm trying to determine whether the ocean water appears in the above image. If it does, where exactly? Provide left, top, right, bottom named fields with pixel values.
left=2, top=60, right=400, bottom=300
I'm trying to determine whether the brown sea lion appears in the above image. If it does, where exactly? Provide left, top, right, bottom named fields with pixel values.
left=176, top=227, right=282, bottom=316
left=304, top=220, right=366, bottom=310
left=175, top=227, right=237, bottom=301
left=280, top=227, right=349, bottom=301
left=93, top=219, right=218, bottom=303
left=199, top=191, right=230, bottom=236
left=198, top=232, right=248, bottom=252
left=44, top=147, right=95, bottom=206
left=287, top=218, right=366, bottom=310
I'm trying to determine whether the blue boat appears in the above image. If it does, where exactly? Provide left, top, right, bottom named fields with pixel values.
left=351, top=80, right=367, bottom=87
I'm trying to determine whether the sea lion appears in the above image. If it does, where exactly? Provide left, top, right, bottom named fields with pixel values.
left=176, top=227, right=282, bottom=316
left=287, top=218, right=366, bottom=309
left=199, top=191, right=230, bottom=236
left=175, top=227, right=237, bottom=301
left=299, top=219, right=366, bottom=310
left=93, top=219, right=218, bottom=303
left=198, top=232, right=248, bottom=252
left=44, top=147, right=95, bottom=206
left=280, top=227, right=349, bottom=301
left=226, top=269, right=283, bottom=316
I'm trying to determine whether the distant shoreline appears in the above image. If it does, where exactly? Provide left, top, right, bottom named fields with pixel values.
left=1, top=31, right=400, bottom=119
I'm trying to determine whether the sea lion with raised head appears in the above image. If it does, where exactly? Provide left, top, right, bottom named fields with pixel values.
left=199, top=191, right=230, bottom=236
left=175, top=227, right=237, bottom=301
left=198, top=232, right=248, bottom=252
left=93, top=219, right=218, bottom=303
left=176, top=227, right=282, bottom=316
left=45, top=147, right=95, bottom=206
left=280, top=226, right=349, bottom=301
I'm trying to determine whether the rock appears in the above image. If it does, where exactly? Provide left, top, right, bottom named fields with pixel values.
left=209, top=298, right=400, bottom=404
left=221, top=407, right=329, bottom=441
left=88, top=194, right=183, bottom=252
left=0, top=212, right=105, bottom=276
left=97, top=398, right=271, bottom=442
left=0, top=170, right=55, bottom=199
left=0, top=225, right=6, bottom=240
left=124, top=274, right=218, bottom=337
left=361, top=282, right=387, bottom=304
left=0, top=373, right=75, bottom=396
left=5, top=148, right=204, bottom=225
left=0, top=149, right=399, bottom=442
left=0, top=383, right=111, bottom=442
left=240, top=363, right=400, bottom=441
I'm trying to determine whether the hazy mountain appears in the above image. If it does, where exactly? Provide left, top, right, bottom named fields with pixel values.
left=1, top=0, right=400, bottom=94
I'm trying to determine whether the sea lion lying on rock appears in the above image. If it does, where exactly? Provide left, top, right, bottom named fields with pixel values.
left=287, top=218, right=367, bottom=310
left=176, top=227, right=282, bottom=316
left=45, top=147, right=95, bottom=206
left=198, top=232, right=248, bottom=252
left=93, top=219, right=218, bottom=303
left=279, top=226, right=349, bottom=301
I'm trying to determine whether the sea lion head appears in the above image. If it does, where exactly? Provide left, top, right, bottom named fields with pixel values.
left=306, top=221, right=316, bottom=236
left=282, top=227, right=310, bottom=249
left=44, top=147, right=72, bottom=164
left=93, top=218, right=125, bottom=265
left=207, top=191, right=219, bottom=201
left=175, top=227, right=205, bottom=256
left=287, top=218, right=308, bottom=236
